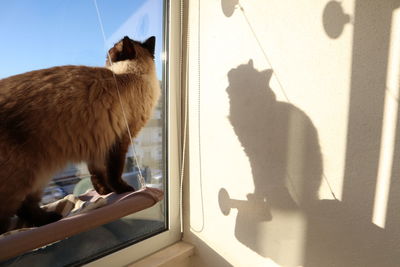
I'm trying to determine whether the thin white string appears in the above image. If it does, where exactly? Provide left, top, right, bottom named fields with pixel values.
left=179, top=0, right=186, bottom=233
left=188, top=0, right=205, bottom=234
left=93, top=0, right=146, bottom=189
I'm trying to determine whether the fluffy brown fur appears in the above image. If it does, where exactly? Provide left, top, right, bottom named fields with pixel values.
left=0, top=36, right=160, bottom=233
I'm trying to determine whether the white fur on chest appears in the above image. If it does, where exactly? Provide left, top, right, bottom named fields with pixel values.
left=108, top=60, right=160, bottom=106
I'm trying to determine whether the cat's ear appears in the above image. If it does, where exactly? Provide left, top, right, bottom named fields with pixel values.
left=143, top=36, right=156, bottom=57
left=248, top=59, right=254, bottom=68
left=121, top=36, right=136, bottom=60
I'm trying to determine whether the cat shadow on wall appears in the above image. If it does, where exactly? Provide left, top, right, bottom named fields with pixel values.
left=219, top=60, right=323, bottom=265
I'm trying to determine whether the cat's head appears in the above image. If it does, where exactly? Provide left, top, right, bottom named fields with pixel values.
left=106, top=36, right=156, bottom=74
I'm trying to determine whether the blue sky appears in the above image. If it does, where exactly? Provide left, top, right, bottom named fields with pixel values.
left=0, top=0, right=163, bottom=79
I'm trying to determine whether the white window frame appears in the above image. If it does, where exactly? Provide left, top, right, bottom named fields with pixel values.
left=85, top=0, right=182, bottom=265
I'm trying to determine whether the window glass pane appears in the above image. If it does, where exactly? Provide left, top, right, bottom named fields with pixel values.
left=0, top=0, right=167, bottom=265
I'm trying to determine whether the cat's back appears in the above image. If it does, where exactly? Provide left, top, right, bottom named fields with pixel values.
left=0, top=65, right=121, bottom=156
left=0, top=65, right=118, bottom=127
left=0, top=65, right=114, bottom=98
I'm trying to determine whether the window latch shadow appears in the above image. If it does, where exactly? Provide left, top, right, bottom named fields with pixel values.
left=218, top=188, right=272, bottom=221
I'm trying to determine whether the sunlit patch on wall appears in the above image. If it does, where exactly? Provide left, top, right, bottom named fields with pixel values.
left=372, top=8, right=400, bottom=229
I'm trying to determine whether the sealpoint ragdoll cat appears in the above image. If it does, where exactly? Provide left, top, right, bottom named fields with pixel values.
left=0, top=36, right=160, bottom=233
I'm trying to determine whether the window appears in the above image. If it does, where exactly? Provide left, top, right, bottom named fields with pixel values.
left=0, top=0, right=181, bottom=265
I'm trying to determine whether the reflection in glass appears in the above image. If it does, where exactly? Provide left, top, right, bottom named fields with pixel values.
left=0, top=0, right=167, bottom=265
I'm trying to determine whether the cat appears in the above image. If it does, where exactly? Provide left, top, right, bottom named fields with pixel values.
left=0, top=36, right=160, bottom=233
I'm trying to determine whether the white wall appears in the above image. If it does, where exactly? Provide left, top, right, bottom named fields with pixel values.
left=183, top=0, right=400, bottom=266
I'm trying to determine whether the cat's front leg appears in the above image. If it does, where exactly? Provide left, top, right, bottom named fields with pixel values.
left=106, top=133, right=135, bottom=194
left=17, top=192, right=62, bottom=227
left=0, top=198, right=23, bottom=234
left=87, top=162, right=113, bottom=195
left=0, top=217, right=10, bottom=234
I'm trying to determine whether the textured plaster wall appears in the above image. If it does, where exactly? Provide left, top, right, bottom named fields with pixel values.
left=183, top=0, right=400, bottom=266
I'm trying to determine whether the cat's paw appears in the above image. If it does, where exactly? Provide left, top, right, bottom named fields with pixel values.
left=0, top=218, right=11, bottom=234
left=37, top=211, right=62, bottom=226
left=113, top=184, right=135, bottom=194
left=95, top=187, right=113, bottom=195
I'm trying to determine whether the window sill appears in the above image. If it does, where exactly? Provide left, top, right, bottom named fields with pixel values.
left=128, top=242, right=194, bottom=267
